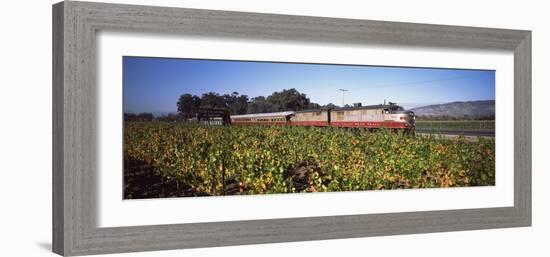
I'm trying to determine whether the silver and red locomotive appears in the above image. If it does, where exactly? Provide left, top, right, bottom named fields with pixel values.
left=230, top=103, right=415, bottom=132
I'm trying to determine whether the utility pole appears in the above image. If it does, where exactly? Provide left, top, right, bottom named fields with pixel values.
left=338, top=89, right=348, bottom=107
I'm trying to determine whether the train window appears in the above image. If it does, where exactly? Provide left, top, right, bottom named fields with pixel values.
left=336, top=111, right=344, bottom=120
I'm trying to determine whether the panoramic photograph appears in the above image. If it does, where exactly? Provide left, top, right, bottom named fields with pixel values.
left=123, top=56, right=496, bottom=199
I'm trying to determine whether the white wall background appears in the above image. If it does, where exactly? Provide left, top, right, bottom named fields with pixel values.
left=0, top=0, right=547, bottom=256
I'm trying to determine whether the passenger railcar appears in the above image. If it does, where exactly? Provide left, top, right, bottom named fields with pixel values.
left=290, top=109, right=331, bottom=127
left=229, top=103, right=415, bottom=132
left=230, top=111, right=293, bottom=125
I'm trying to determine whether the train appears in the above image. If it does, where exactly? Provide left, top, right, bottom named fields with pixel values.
left=229, top=103, right=416, bottom=132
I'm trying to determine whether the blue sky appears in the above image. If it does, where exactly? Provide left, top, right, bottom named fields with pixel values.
left=123, top=56, right=495, bottom=114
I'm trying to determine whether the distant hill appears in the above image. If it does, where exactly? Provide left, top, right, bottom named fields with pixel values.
left=410, top=100, right=495, bottom=119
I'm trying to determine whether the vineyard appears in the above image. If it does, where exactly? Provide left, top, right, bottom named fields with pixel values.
left=124, top=122, right=495, bottom=199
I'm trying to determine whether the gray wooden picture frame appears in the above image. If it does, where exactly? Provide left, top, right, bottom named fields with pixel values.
left=52, top=1, right=531, bottom=256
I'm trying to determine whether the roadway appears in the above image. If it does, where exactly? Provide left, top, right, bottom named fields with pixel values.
left=415, top=128, right=495, bottom=137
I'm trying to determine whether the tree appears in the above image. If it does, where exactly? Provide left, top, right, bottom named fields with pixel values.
left=124, top=112, right=154, bottom=122
left=124, top=113, right=137, bottom=121
left=223, top=92, right=249, bottom=115
left=136, top=112, right=154, bottom=121
left=177, top=88, right=323, bottom=116
left=200, top=92, right=226, bottom=108
left=323, top=103, right=339, bottom=109
left=192, top=95, right=202, bottom=112
left=177, top=93, right=199, bottom=119
left=266, top=88, right=310, bottom=112
left=247, top=96, right=270, bottom=114
left=156, top=113, right=181, bottom=122
left=307, top=102, right=321, bottom=110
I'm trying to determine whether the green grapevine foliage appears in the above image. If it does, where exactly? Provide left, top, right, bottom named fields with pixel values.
left=124, top=122, right=495, bottom=196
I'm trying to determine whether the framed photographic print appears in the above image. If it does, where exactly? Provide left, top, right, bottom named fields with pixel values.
left=52, top=1, right=531, bottom=256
